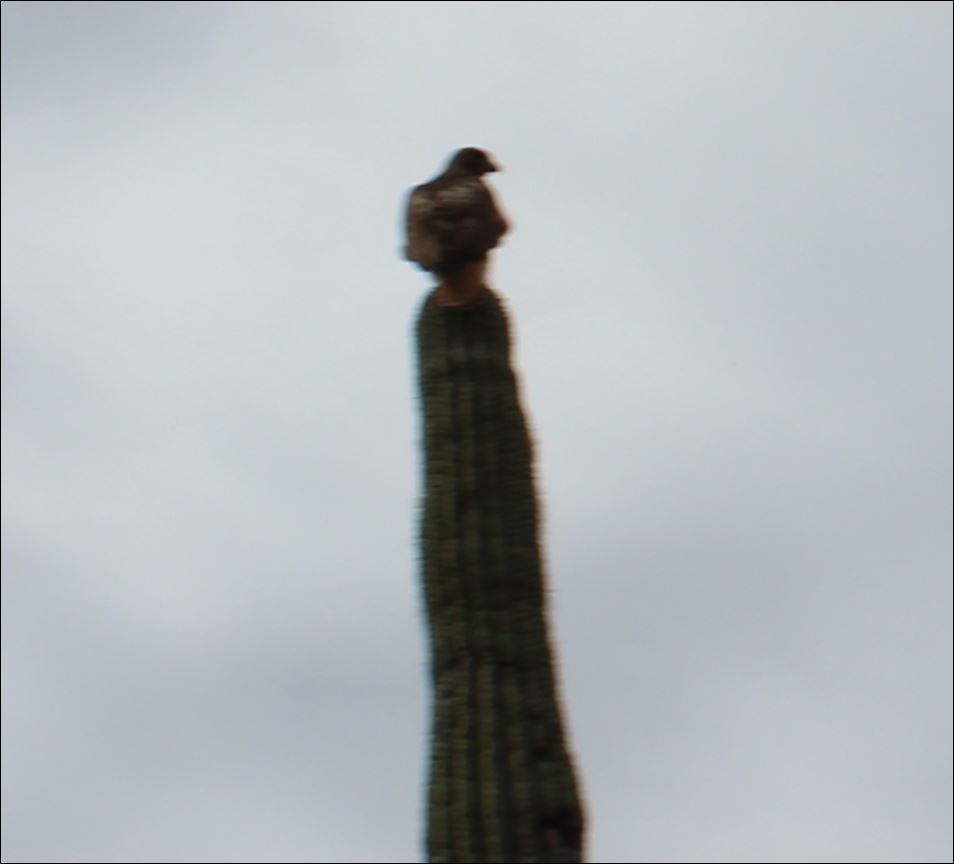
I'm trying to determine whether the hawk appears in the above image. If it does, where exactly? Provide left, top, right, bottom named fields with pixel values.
left=404, top=147, right=509, bottom=306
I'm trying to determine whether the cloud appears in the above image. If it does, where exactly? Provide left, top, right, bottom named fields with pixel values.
left=2, top=2, right=951, bottom=862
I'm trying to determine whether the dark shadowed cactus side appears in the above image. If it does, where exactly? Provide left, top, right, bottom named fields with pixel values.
left=416, top=287, right=585, bottom=863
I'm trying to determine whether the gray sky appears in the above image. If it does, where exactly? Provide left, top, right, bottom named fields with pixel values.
left=1, top=2, right=951, bottom=862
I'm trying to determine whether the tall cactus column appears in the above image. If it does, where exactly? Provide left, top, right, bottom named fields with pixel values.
left=417, top=287, right=585, bottom=863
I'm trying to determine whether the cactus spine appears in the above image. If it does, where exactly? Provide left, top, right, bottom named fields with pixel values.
left=417, top=287, right=585, bottom=863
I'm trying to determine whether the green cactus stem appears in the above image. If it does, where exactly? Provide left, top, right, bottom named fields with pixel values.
left=416, top=286, right=585, bottom=863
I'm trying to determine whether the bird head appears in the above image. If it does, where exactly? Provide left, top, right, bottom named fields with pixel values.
left=445, top=147, right=500, bottom=177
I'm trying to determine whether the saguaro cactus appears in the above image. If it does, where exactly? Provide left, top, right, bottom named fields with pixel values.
left=416, top=286, right=585, bottom=863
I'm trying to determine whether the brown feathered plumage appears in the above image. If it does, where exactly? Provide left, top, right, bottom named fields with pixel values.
left=404, top=148, right=509, bottom=295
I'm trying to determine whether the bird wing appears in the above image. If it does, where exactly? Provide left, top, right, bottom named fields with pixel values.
left=405, top=178, right=508, bottom=273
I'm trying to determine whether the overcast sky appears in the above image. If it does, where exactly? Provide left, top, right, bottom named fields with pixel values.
left=1, top=2, right=951, bottom=862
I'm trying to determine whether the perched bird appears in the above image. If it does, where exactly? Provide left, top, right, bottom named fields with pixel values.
left=404, top=147, right=509, bottom=307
